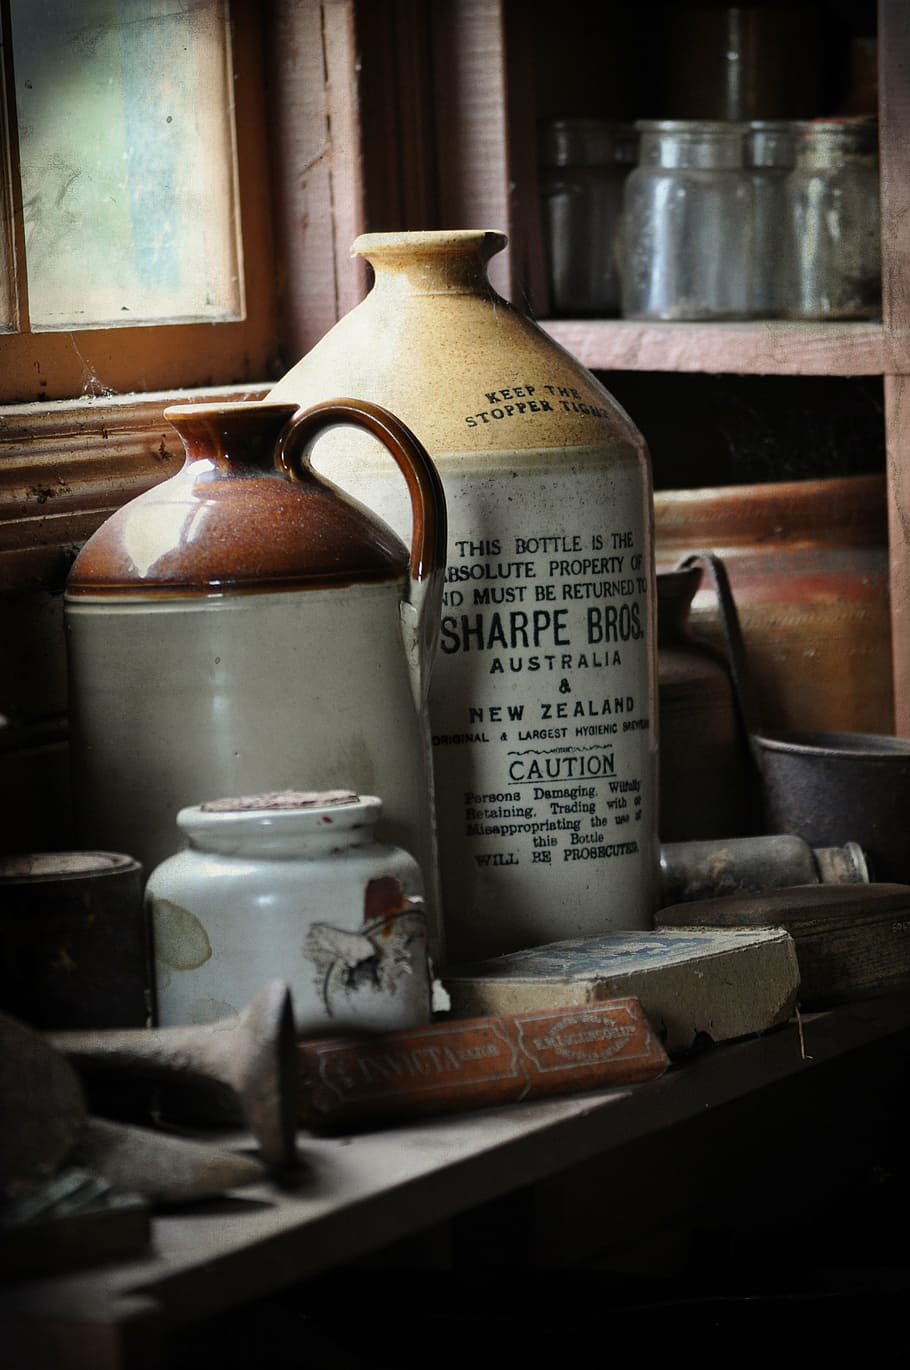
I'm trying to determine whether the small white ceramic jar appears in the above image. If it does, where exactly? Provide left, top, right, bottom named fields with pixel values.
left=147, top=789, right=432, bottom=1035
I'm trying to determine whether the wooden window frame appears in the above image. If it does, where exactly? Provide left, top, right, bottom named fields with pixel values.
left=0, top=0, right=278, bottom=404
left=0, top=0, right=366, bottom=597
left=0, top=0, right=512, bottom=601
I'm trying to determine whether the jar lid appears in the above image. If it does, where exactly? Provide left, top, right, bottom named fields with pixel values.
left=199, top=789, right=359, bottom=812
left=176, top=790, right=384, bottom=846
left=0, top=851, right=141, bottom=884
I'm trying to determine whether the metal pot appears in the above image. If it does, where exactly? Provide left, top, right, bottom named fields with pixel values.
left=681, top=551, right=910, bottom=883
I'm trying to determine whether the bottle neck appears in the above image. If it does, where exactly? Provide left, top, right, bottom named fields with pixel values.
left=165, top=402, right=299, bottom=476
left=354, top=230, right=506, bottom=297
left=540, top=119, right=638, bottom=169
left=637, top=121, right=744, bottom=170
left=746, top=123, right=794, bottom=171
left=792, top=120, right=877, bottom=170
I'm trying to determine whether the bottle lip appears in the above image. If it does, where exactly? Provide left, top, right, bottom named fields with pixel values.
left=635, top=119, right=746, bottom=135
left=162, top=401, right=299, bottom=424
left=790, top=116, right=878, bottom=146
left=635, top=121, right=746, bottom=169
left=352, top=229, right=507, bottom=259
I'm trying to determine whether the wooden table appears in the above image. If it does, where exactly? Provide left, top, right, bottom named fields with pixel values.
left=5, top=990, right=910, bottom=1368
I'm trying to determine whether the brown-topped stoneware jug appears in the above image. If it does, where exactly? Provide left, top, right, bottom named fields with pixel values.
left=64, top=399, right=447, bottom=962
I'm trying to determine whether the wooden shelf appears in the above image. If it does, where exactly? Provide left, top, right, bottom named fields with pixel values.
left=541, top=318, right=906, bottom=378
left=6, top=991, right=910, bottom=1368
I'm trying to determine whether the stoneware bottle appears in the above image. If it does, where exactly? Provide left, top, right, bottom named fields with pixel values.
left=268, top=230, right=658, bottom=963
left=64, top=399, right=447, bottom=962
left=146, top=789, right=432, bottom=1034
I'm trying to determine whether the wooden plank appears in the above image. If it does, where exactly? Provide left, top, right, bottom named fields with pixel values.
left=429, top=0, right=513, bottom=299
left=5, top=992, right=910, bottom=1350
left=879, top=0, right=910, bottom=340
left=540, top=318, right=897, bottom=376
left=5, top=1294, right=165, bottom=1370
left=0, top=386, right=266, bottom=591
left=886, top=373, right=910, bottom=734
left=501, top=0, right=550, bottom=314
left=879, top=0, right=910, bottom=733
left=267, top=1, right=366, bottom=364
left=355, top=0, right=439, bottom=231
left=323, top=0, right=368, bottom=319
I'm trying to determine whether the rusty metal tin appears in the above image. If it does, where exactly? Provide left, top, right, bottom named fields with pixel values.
left=0, top=851, right=149, bottom=1029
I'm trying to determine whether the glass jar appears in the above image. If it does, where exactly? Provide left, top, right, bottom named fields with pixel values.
left=785, top=117, right=881, bottom=320
left=147, top=789, right=433, bottom=1035
left=745, top=120, right=794, bottom=318
left=538, top=119, right=637, bottom=316
left=621, top=120, right=752, bottom=320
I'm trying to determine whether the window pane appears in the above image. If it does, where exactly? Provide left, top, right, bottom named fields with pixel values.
left=10, top=0, right=243, bottom=330
left=0, top=20, right=19, bottom=333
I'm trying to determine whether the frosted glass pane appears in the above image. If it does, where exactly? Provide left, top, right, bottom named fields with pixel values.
left=0, top=62, right=17, bottom=334
left=10, top=0, right=242, bottom=330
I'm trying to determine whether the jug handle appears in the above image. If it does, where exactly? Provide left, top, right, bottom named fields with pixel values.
left=675, top=551, right=765, bottom=757
left=277, top=398, right=447, bottom=704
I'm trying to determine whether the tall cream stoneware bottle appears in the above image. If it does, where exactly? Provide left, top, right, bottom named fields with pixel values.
left=269, top=230, right=658, bottom=964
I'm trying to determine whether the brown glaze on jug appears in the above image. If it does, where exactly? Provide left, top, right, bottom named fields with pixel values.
left=68, top=400, right=444, bottom=595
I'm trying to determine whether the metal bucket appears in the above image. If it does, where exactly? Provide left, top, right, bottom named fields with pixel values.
left=679, top=552, right=910, bottom=884
left=753, top=730, right=910, bottom=883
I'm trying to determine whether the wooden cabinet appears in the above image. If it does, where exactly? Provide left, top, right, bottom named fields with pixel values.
left=1, top=0, right=904, bottom=853
left=313, top=0, right=908, bottom=730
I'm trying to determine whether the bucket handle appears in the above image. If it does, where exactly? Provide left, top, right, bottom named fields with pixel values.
left=676, top=551, right=764, bottom=758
